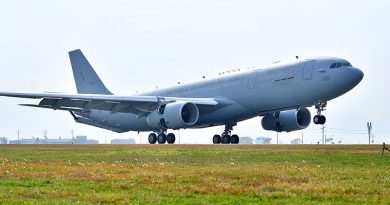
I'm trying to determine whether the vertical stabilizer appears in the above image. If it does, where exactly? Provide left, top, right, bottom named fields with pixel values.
left=69, top=49, right=113, bottom=95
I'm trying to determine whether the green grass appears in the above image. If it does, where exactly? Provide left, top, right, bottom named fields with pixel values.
left=0, top=144, right=389, bottom=204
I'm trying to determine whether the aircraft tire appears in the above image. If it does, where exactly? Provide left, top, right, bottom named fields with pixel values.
left=221, top=134, right=231, bottom=144
left=230, top=134, right=239, bottom=144
left=167, top=133, right=176, bottom=144
left=213, top=134, right=221, bottom=144
left=313, top=115, right=321, bottom=124
left=148, top=133, right=157, bottom=144
left=320, top=115, right=326, bottom=124
left=157, top=133, right=167, bottom=144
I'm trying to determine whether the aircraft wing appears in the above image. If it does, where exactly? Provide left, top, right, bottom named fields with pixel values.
left=0, top=92, right=219, bottom=115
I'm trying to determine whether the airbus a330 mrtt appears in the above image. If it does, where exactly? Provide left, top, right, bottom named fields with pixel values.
left=0, top=50, right=364, bottom=144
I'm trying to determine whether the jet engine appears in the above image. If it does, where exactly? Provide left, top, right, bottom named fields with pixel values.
left=147, top=102, right=199, bottom=129
left=261, top=108, right=311, bottom=132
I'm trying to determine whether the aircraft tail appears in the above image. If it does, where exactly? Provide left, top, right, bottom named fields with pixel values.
left=68, top=49, right=113, bottom=95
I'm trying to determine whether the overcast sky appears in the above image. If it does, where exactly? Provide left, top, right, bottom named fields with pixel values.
left=0, top=0, right=389, bottom=144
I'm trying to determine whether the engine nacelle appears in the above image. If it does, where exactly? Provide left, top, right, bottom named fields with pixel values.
left=147, top=102, right=199, bottom=129
left=261, top=108, right=311, bottom=132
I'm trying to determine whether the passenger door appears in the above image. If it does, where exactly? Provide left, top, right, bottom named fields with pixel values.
left=247, top=73, right=257, bottom=89
left=302, top=61, right=315, bottom=80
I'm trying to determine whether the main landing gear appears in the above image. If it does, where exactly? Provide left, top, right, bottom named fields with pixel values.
left=213, top=124, right=239, bottom=144
left=313, top=101, right=327, bottom=125
left=148, top=131, right=176, bottom=144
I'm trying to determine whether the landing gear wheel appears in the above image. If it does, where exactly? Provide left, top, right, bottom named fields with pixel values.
left=148, top=133, right=157, bottom=144
left=221, top=134, right=231, bottom=144
left=230, top=134, right=239, bottom=144
left=157, top=133, right=167, bottom=144
left=314, top=101, right=327, bottom=125
left=213, top=135, right=221, bottom=144
left=313, top=115, right=321, bottom=125
left=166, top=133, right=176, bottom=144
left=212, top=123, right=237, bottom=145
left=320, top=115, right=326, bottom=124
left=313, top=115, right=326, bottom=125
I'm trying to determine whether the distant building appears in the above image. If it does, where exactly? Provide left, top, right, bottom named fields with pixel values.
left=290, top=138, right=301, bottom=144
left=74, top=136, right=99, bottom=144
left=0, top=137, right=7, bottom=144
left=111, top=138, right=136, bottom=144
left=239, top=137, right=254, bottom=144
left=9, top=136, right=98, bottom=144
left=255, top=137, right=272, bottom=144
left=9, top=138, right=35, bottom=144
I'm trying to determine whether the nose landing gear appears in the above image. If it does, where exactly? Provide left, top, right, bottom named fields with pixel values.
left=313, top=115, right=326, bottom=125
left=313, top=101, right=327, bottom=125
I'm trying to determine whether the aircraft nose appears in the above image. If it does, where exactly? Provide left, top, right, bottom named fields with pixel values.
left=346, top=67, right=364, bottom=89
left=351, top=67, right=364, bottom=85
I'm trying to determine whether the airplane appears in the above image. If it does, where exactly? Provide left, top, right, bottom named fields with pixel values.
left=0, top=50, right=364, bottom=144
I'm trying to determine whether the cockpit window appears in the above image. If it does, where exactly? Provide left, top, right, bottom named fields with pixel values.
left=343, top=62, right=352, bottom=67
left=330, top=61, right=352, bottom=68
left=330, top=63, right=342, bottom=68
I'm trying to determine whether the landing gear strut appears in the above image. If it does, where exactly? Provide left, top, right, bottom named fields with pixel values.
left=148, top=130, right=176, bottom=144
left=213, top=123, right=239, bottom=144
left=313, top=101, right=327, bottom=125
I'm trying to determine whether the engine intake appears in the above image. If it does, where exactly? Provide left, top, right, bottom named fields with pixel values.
left=261, top=108, right=311, bottom=132
left=147, top=102, right=199, bottom=129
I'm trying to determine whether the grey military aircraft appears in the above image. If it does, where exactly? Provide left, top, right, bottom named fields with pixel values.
left=0, top=50, right=364, bottom=144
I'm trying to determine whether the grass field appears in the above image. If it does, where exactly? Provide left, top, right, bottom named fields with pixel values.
left=0, top=144, right=389, bottom=204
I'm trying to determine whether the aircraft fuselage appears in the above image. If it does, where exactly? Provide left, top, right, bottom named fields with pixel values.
left=87, top=57, right=363, bottom=132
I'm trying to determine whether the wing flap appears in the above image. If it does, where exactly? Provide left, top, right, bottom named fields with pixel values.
left=19, top=104, right=83, bottom=113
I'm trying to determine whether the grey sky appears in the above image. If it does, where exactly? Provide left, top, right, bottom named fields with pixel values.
left=0, top=0, right=389, bottom=144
